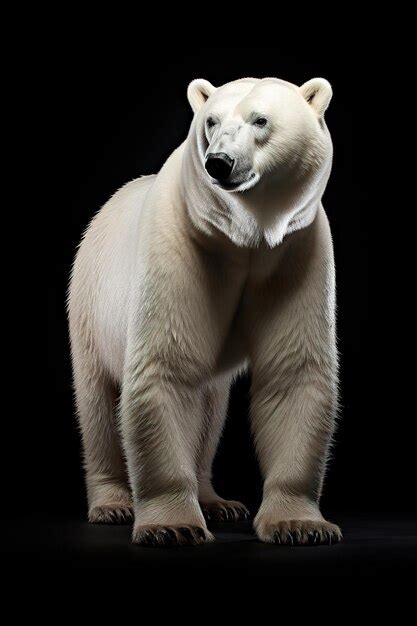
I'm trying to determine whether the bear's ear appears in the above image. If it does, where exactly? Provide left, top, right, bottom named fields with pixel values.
left=300, top=78, right=332, bottom=117
left=187, top=79, right=216, bottom=114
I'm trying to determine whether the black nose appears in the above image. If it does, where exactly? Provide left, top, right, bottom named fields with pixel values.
left=205, top=153, right=234, bottom=181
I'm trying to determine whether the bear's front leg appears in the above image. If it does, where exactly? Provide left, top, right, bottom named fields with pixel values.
left=247, top=212, right=342, bottom=546
left=119, top=218, right=251, bottom=545
left=120, top=367, right=213, bottom=546
left=251, top=354, right=342, bottom=545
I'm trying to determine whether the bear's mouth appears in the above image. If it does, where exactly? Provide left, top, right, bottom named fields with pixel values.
left=213, top=172, right=258, bottom=192
left=213, top=180, right=242, bottom=191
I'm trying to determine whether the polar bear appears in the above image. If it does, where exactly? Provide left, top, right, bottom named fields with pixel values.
left=68, top=76, right=342, bottom=547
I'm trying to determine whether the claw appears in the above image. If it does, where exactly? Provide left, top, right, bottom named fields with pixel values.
left=179, top=527, right=194, bottom=542
left=156, top=529, right=171, bottom=545
left=194, top=527, right=206, bottom=541
left=165, top=528, right=178, bottom=544
left=143, top=530, right=156, bottom=546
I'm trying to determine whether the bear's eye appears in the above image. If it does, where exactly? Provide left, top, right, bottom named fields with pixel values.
left=254, top=117, right=268, bottom=127
left=206, top=117, right=217, bottom=129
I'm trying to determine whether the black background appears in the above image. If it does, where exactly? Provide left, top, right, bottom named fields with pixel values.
left=36, top=44, right=414, bottom=571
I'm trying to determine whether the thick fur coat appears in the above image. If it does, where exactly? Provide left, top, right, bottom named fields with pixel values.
left=68, top=77, right=341, bottom=546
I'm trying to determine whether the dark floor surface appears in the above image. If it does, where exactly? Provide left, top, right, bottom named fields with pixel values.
left=3, top=512, right=416, bottom=576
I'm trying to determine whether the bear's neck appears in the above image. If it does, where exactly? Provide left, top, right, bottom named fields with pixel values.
left=180, top=137, right=331, bottom=249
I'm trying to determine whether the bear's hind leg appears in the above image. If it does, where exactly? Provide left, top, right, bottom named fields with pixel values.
left=72, top=348, right=132, bottom=524
left=197, top=377, right=250, bottom=522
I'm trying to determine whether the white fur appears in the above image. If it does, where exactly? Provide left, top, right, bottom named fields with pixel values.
left=68, top=76, right=341, bottom=546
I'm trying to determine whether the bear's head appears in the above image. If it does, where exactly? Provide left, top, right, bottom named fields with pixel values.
left=188, top=76, right=332, bottom=193
left=186, top=77, right=333, bottom=246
